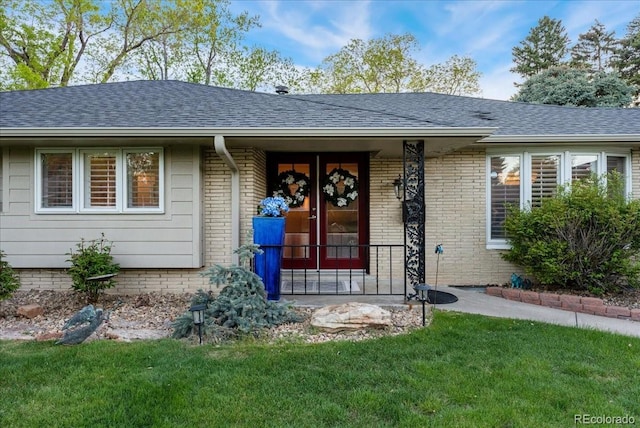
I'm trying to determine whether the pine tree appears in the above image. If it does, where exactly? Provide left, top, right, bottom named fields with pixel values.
left=570, top=20, right=617, bottom=72
left=611, top=14, right=640, bottom=96
left=171, top=244, right=303, bottom=343
left=512, top=66, right=633, bottom=107
left=511, top=16, right=570, bottom=78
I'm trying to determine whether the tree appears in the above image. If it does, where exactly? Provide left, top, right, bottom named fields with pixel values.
left=228, top=46, right=302, bottom=92
left=611, top=14, right=640, bottom=102
left=130, top=0, right=299, bottom=92
left=511, top=16, right=570, bottom=78
left=410, top=55, right=482, bottom=96
left=570, top=20, right=617, bottom=72
left=0, top=0, right=109, bottom=89
left=308, top=33, right=481, bottom=95
left=512, top=66, right=633, bottom=107
left=312, top=33, right=422, bottom=93
left=0, top=0, right=272, bottom=89
left=89, top=0, right=193, bottom=83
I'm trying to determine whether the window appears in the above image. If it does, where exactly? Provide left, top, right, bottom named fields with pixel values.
left=84, top=151, right=117, bottom=209
left=36, top=148, right=164, bottom=213
left=126, top=150, right=161, bottom=208
left=487, top=150, right=631, bottom=248
left=571, top=154, right=598, bottom=182
left=489, top=156, right=520, bottom=240
left=530, top=155, right=560, bottom=208
left=40, top=151, right=74, bottom=209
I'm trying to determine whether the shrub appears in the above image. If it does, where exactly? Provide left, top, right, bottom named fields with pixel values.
left=172, top=244, right=303, bottom=343
left=0, top=251, right=20, bottom=301
left=503, top=173, right=640, bottom=294
left=66, top=234, right=120, bottom=303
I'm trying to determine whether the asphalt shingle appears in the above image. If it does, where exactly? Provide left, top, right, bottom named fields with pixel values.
left=1, top=80, right=639, bottom=136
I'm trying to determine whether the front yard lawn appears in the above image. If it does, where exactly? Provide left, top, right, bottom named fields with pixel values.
left=1, top=311, right=638, bottom=427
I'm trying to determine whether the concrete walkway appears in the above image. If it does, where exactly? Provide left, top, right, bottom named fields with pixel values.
left=285, top=286, right=640, bottom=338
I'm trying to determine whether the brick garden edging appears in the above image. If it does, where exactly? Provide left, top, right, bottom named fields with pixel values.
left=485, top=287, right=640, bottom=322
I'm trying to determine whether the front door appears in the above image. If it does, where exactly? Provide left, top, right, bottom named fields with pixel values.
left=266, top=153, right=369, bottom=270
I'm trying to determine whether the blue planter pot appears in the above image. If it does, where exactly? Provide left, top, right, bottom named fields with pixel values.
left=252, top=216, right=286, bottom=301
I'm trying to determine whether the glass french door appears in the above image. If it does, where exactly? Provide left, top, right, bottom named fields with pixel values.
left=267, top=153, right=368, bottom=270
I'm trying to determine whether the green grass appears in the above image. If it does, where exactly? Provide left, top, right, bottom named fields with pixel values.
left=1, top=311, right=638, bottom=427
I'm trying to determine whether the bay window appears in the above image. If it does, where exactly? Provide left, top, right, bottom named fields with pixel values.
left=487, top=149, right=631, bottom=248
left=36, top=148, right=164, bottom=213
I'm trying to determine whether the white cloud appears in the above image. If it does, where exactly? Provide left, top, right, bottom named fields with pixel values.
left=479, top=62, right=521, bottom=101
left=258, top=0, right=372, bottom=62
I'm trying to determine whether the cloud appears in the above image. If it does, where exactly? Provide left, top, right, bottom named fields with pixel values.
left=480, top=62, right=522, bottom=101
left=257, top=0, right=373, bottom=63
left=561, top=0, right=637, bottom=40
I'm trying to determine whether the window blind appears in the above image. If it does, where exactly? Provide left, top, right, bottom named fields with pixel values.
left=530, top=155, right=559, bottom=208
left=85, top=153, right=116, bottom=207
left=490, top=156, right=520, bottom=240
left=41, top=153, right=73, bottom=208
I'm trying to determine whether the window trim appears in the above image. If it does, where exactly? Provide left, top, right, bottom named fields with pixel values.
left=80, top=148, right=121, bottom=213
left=123, top=148, right=165, bottom=213
left=35, top=149, right=77, bottom=213
left=486, top=148, right=632, bottom=249
left=486, top=153, right=522, bottom=249
left=35, top=147, right=164, bottom=214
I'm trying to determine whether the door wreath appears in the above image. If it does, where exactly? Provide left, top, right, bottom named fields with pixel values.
left=273, top=170, right=310, bottom=208
left=322, top=167, right=359, bottom=207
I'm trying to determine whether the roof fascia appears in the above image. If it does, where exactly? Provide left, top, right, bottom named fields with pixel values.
left=481, top=134, right=640, bottom=143
left=0, top=127, right=497, bottom=138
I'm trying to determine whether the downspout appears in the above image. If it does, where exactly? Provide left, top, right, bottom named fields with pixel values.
left=214, top=135, right=240, bottom=265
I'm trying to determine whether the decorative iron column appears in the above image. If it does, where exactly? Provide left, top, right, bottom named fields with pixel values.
left=403, top=140, right=425, bottom=298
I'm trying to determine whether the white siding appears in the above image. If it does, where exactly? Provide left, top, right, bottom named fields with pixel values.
left=0, top=148, right=3, bottom=212
left=0, top=145, right=202, bottom=269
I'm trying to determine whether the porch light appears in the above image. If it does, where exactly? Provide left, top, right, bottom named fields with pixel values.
left=189, top=303, right=207, bottom=344
left=393, top=175, right=404, bottom=200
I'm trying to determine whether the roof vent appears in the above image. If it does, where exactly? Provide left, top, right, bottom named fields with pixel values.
left=275, top=85, right=289, bottom=95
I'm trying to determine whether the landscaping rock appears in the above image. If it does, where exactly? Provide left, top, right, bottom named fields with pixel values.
left=17, top=304, right=44, bottom=319
left=311, top=302, right=392, bottom=332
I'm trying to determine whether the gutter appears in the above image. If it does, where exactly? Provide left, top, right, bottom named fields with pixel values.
left=214, top=135, right=240, bottom=265
left=0, top=126, right=497, bottom=138
left=480, top=134, right=640, bottom=143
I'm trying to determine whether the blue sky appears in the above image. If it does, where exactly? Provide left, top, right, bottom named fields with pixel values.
left=228, top=0, right=639, bottom=100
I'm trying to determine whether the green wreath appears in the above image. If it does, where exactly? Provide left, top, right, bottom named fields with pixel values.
left=322, top=167, right=359, bottom=207
left=273, top=170, right=310, bottom=208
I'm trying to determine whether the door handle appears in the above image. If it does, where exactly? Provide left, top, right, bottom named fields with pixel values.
left=308, top=215, right=317, bottom=220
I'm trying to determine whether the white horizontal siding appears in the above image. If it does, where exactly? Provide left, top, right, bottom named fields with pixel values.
left=0, top=144, right=202, bottom=269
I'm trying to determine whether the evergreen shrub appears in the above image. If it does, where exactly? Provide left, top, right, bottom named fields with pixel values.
left=503, top=173, right=640, bottom=294
left=172, top=244, right=302, bottom=343
left=0, top=251, right=20, bottom=301
left=66, top=234, right=120, bottom=302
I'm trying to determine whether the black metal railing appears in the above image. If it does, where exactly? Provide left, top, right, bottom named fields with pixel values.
left=257, top=244, right=406, bottom=296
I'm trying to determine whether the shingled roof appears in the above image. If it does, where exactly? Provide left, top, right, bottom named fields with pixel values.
left=1, top=80, right=639, bottom=138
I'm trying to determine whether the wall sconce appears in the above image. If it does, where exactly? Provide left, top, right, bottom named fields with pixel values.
left=189, top=303, right=207, bottom=345
left=393, top=175, right=404, bottom=200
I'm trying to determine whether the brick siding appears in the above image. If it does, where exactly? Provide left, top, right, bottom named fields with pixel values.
left=487, top=287, right=639, bottom=321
